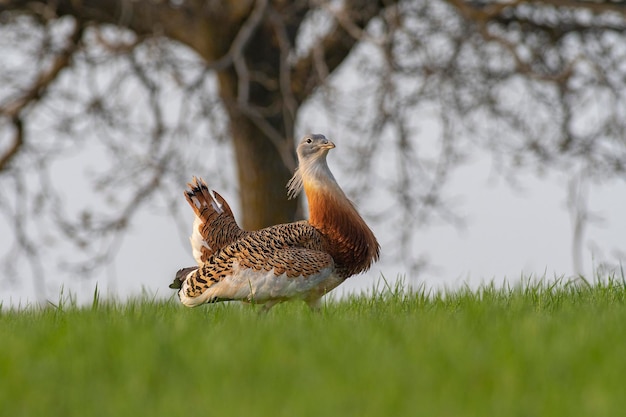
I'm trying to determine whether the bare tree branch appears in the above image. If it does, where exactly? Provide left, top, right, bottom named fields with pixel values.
left=0, top=19, right=83, bottom=171
left=0, top=117, right=23, bottom=171
left=291, top=0, right=391, bottom=102
left=1, top=0, right=223, bottom=59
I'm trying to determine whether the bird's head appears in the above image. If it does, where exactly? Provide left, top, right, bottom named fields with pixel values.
left=287, top=134, right=336, bottom=199
left=296, top=134, right=336, bottom=162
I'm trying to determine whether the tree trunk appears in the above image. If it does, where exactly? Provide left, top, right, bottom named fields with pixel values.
left=228, top=112, right=298, bottom=230
left=213, top=3, right=301, bottom=231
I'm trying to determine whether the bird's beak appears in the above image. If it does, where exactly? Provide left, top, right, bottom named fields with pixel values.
left=321, top=141, right=336, bottom=150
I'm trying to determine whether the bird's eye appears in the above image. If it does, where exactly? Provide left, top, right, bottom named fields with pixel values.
left=306, top=138, right=312, bottom=144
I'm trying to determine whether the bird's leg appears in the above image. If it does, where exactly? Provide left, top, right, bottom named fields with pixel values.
left=258, top=300, right=280, bottom=315
left=305, top=298, right=322, bottom=313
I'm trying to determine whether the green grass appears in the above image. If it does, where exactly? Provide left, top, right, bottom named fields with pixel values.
left=2, top=276, right=626, bottom=417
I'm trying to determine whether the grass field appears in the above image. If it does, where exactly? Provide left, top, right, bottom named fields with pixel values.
left=1, top=276, right=626, bottom=417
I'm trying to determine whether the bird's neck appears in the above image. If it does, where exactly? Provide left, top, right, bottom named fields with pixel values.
left=304, top=179, right=379, bottom=278
left=305, top=179, right=346, bottom=228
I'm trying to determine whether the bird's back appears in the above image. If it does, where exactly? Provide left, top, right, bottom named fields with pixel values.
left=178, top=221, right=338, bottom=308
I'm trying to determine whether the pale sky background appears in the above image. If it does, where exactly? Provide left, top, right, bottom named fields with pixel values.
left=1, top=16, right=626, bottom=307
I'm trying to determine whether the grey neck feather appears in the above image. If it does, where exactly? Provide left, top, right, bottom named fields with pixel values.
left=286, top=169, right=303, bottom=200
left=286, top=155, right=337, bottom=200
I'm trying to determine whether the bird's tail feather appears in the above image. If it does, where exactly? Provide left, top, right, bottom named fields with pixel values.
left=184, top=177, right=244, bottom=265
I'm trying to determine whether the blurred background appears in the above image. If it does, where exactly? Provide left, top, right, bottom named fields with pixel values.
left=1, top=0, right=625, bottom=306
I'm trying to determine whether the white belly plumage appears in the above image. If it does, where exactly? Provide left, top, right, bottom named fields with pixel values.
left=178, top=261, right=341, bottom=307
